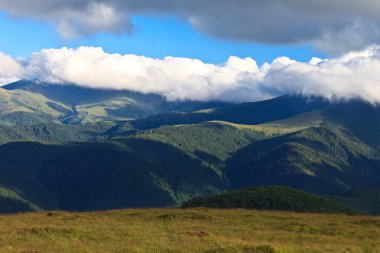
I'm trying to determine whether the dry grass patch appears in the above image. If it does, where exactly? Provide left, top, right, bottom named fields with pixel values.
left=0, top=209, right=378, bottom=252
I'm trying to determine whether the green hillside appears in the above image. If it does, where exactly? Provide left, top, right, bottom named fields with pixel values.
left=324, top=100, right=380, bottom=151
left=0, top=87, right=380, bottom=214
left=330, top=187, right=380, bottom=215
left=131, top=95, right=329, bottom=129
left=1, top=80, right=229, bottom=124
left=0, top=116, right=379, bottom=214
left=135, top=122, right=267, bottom=172
left=226, top=124, right=380, bottom=194
left=0, top=186, right=39, bottom=213
left=0, top=111, right=334, bottom=213
left=0, top=138, right=227, bottom=212
left=0, top=122, right=116, bottom=144
left=182, top=186, right=358, bottom=214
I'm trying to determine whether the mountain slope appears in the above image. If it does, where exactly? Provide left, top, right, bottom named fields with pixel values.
left=131, top=97, right=380, bottom=197
left=182, top=186, right=358, bottom=214
left=0, top=91, right=380, bottom=213
left=0, top=138, right=226, bottom=212
left=324, top=101, right=380, bottom=151
left=131, top=95, right=329, bottom=129
left=1, top=80, right=230, bottom=124
left=0, top=122, right=116, bottom=145
left=330, top=187, right=380, bottom=215
left=226, top=125, right=380, bottom=195
left=0, top=88, right=66, bottom=125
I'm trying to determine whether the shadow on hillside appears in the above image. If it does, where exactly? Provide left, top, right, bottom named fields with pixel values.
left=225, top=127, right=380, bottom=195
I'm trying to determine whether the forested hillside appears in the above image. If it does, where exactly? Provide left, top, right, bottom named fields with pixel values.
left=0, top=84, right=380, bottom=214
left=182, top=186, right=358, bottom=214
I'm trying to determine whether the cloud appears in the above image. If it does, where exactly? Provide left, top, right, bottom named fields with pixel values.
left=1, top=46, right=380, bottom=104
left=2, top=1, right=380, bottom=52
left=0, top=52, right=22, bottom=85
left=0, top=1, right=132, bottom=39
left=20, top=47, right=264, bottom=102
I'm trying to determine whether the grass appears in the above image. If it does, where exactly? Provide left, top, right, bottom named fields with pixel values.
left=210, top=110, right=324, bottom=136
left=0, top=208, right=379, bottom=252
left=0, top=89, right=70, bottom=117
left=76, top=98, right=137, bottom=123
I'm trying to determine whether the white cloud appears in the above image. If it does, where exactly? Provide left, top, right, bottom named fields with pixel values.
left=1, top=46, right=380, bottom=104
left=0, top=52, right=22, bottom=85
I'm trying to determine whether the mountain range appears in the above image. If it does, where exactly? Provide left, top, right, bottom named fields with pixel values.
left=1, top=80, right=229, bottom=125
left=0, top=80, right=380, bottom=214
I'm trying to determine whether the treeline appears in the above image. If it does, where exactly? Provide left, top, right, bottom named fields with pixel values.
left=0, top=122, right=116, bottom=144
left=134, top=122, right=265, bottom=169
left=182, top=186, right=358, bottom=214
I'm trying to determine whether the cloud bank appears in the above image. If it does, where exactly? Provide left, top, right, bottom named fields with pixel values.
left=2, top=0, right=380, bottom=52
left=1, top=46, right=380, bottom=103
left=0, top=52, right=22, bottom=85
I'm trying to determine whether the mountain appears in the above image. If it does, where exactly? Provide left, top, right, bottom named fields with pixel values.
left=330, top=187, right=380, bottom=215
left=0, top=80, right=230, bottom=124
left=182, top=186, right=358, bottom=214
left=0, top=139, right=226, bottom=212
left=225, top=124, right=380, bottom=195
left=0, top=82, right=380, bottom=214
left=0, top=122, right=119, bottom=145
left=128, top=97, right=380, bottom=197
left=131, top=95, right=329, bottom=129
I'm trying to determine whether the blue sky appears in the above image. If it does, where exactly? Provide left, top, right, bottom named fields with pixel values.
left=0, top=11, right=324, bottom=65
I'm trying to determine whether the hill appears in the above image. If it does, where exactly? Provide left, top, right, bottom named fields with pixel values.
left=0, top=208, right=378, bottom=252
left=0, top=89, right=380, bottom=214
left=0, top=118, right=379, bottom=214
left=0, top=122, right=116, bottom=145
left=181, top=186, right=358, bottom=214
left=131, top=95, right=329, bottom=129
left=330, top=187, right=380, bottom=215
left=225, top=125, right=380, bottom=195
left=132, top=96, right=380, bottom=196
left=0, top=138, right=227, bottom=212
left=0, top=80, right=229, bottom=124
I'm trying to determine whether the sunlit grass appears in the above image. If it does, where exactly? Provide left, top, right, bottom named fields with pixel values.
left=211, top=110, right=324, bottom=136
left=0, top=208, right=379, bottom=252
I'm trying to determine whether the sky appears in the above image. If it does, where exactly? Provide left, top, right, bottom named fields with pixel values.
left=0, top=0, right=380, bottom=103
left=0, top=11, right=322, bottom=65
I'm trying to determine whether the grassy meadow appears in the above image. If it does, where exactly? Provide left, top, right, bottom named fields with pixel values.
left=0, top=208, right=378, bottom=253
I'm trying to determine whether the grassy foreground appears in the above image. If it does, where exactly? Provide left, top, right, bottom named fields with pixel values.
left=0, top=209, right=379, bottom=253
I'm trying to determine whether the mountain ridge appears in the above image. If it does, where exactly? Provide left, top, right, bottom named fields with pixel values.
left=0, top=80, right=380, bottom=214
left=1, top=80, right=231, bottom=124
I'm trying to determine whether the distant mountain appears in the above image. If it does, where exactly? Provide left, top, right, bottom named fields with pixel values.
left=0, top=80, right=230, bottom=125
left=131, top=95, right=330, bottom=129
left=182, top=186, right=358, bottom=214
left=0, top=85, right=380, bottom=214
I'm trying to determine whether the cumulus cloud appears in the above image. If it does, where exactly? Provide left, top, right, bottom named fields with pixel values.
left=0, top=52, right=22, bottom=85
left=1, top=46, right=380, bottom=104
left=2, top=0, right=380, bottom=52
